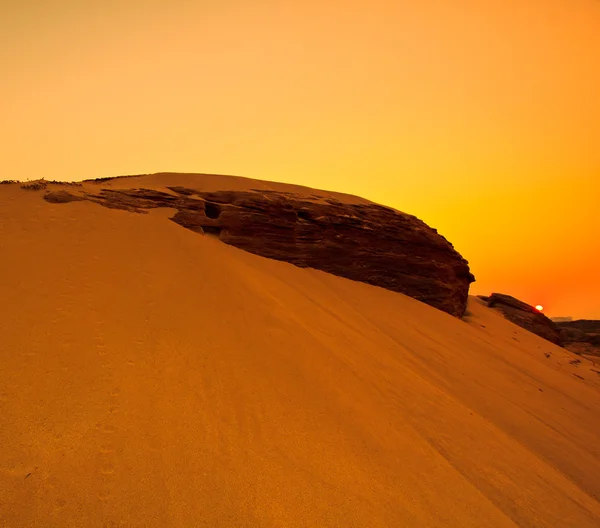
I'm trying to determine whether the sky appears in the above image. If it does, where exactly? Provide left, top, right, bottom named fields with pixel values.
left=1, top=0, right=599, bottom=318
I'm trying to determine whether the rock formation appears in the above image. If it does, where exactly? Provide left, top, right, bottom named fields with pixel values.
left=555, top=320, right=600, bottom=357
left=484, top=293, right=563, bottom=345
left=43, top=179, right=475, bottom=317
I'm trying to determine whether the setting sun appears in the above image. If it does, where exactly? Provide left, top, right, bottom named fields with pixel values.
left=535, top=305, right=544, bottom=312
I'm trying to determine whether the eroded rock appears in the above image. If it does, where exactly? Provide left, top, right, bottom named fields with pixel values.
left=486, top=293, right=562, bottom=345
left=556, top=320, right=600, bottom=357
left=44, top=190, right=84, bottom=203
left=43, top=185, right=475, bottom=317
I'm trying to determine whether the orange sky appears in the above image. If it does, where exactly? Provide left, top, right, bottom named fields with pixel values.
left=2, top=0, right=599, bottom=318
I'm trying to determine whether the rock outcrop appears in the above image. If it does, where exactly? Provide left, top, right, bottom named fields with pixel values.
left=44, top=190, right=84, bottom=203
left=485, top=293, right=563, bottom=345
left=43, top=182, right=475, bottom=317
left=556, top=320, right=600, bottom=357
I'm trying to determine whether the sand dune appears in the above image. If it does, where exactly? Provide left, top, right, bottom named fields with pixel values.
left=1, top=177, right=600, bottom=527
left=84, top=172, right=376, bottom=205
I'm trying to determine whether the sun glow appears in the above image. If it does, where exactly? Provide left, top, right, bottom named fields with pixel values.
left=535, top=305, right=544, bottom=312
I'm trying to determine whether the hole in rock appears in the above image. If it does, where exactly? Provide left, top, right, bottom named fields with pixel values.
left=297, top=210, right=312, bottom=221
left=204, top=201, right=221, bottom=219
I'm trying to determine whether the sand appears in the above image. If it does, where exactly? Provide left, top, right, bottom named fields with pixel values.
left=1, top=175, right=599, bottom=527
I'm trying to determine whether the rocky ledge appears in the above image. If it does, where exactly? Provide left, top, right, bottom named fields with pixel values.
left=44, top=184, right=475, bottom=317
left=480, top=293, right=563, bottom=345
left=555, top=320, right=600, bottom=357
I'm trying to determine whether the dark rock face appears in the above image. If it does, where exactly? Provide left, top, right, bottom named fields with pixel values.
left=556, top=320, right=600, bottom=357
left=557, top=320, right=600, bottom=334
left=486, top=293, right=563, bottom=345
left=43, top=185, right=475, bottom=317
left=44, top=190, right=84, bottom=203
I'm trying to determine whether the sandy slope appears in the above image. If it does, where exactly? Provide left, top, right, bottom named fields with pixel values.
left=1, top=177, right=600, bottom=527
left=83, top=172, right=376, bottom=205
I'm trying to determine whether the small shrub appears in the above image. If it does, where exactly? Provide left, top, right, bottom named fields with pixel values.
left=21, top=180, right=48, bottom=191
left=47, top=180, right=83, bottom=187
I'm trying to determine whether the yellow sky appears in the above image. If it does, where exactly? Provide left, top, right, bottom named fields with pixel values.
left=2, top=0, right=599, bottom=318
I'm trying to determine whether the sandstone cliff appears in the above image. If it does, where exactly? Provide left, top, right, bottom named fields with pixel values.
left=33, top=174, right=475, bottom=316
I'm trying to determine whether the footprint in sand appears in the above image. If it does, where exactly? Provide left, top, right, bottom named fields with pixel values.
left=98, top=490, right=112, bottom=502
left=53, top=497, right=67, bottom=513
left=97, top=400, right=120, bottom=503
left=100, top=464, right=115, bottom=476
left=99, top=444, right=114, bottom=454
